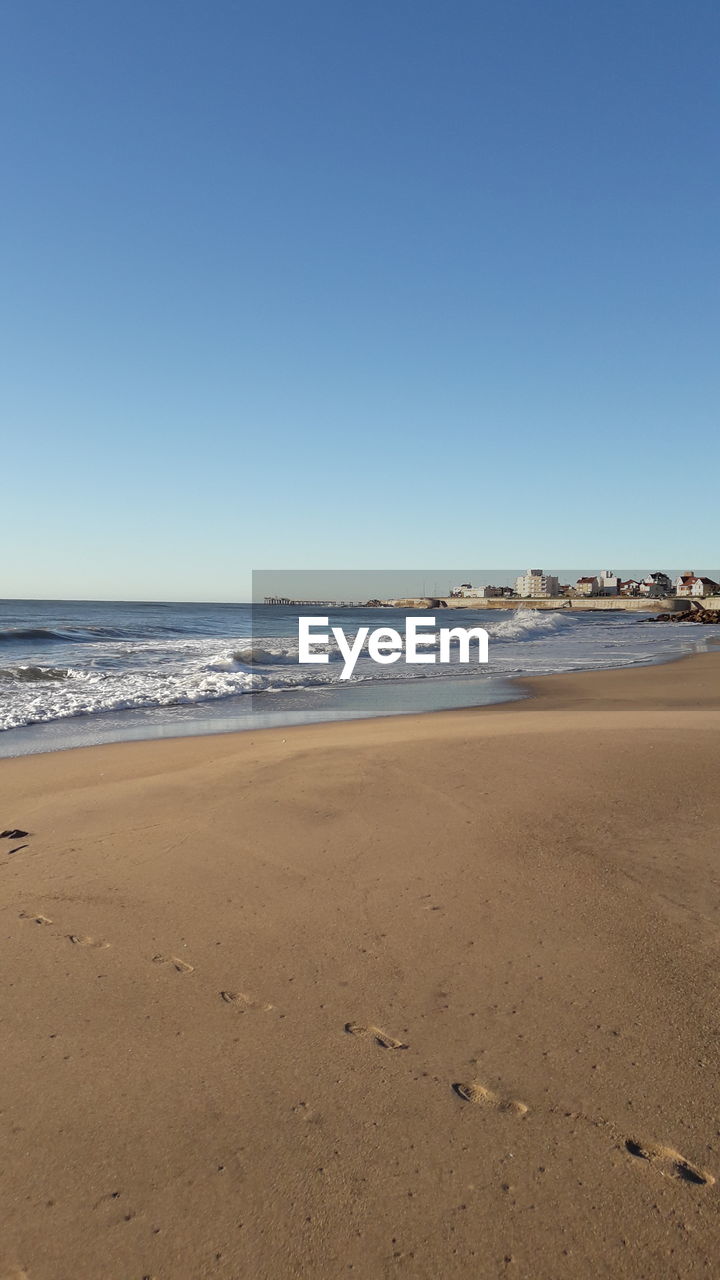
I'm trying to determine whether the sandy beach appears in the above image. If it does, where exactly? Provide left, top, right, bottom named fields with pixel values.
left=1, top=652, right=719, bottom=1279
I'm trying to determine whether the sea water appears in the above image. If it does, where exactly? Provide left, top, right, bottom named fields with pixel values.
left=0, top=598, right=715, bottom=756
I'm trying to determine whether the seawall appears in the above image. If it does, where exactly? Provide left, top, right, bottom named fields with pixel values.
left=388, top=596, right=704, bottom=613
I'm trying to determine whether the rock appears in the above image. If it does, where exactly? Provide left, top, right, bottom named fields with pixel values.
left=650, top=608, right=719, bottom=623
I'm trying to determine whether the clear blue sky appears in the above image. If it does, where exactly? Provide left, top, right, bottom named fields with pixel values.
left=2, top=0, right=718, bottom=601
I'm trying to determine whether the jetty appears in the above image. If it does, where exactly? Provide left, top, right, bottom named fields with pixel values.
left=264, top=596, right=336, bottom=606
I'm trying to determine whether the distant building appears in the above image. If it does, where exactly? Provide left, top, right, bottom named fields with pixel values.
left=675, top=572, right=720, bottom=598
left=619, top=579, right=641, bottom=596
left=596, top=570, right=620, bottom=596
left=575, top=576, right=597, bottom=596
left=449, top=582, right=516, bottom=599
left=515, top=569, right=560, bottom=598
left=638, top=572, right=672, bottom=598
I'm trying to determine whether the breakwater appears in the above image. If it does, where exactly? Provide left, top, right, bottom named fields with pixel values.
left=385, top=596, right=707, bottom=613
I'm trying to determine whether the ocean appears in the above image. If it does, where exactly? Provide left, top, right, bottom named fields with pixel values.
left=0, top=598, right=714, bottom=757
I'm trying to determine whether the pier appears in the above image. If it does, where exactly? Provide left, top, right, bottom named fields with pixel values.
left=263, top=596, right=336, bottom=606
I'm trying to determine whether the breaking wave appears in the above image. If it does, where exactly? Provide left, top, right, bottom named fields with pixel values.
left=231, top=645, right=302, bottom=666
left=0, top=666, right=69, bottom=683
left=0, top=601, right=710, bottom=738
left=0, top=660, right=377, bottom=732
left=488, top=610, right=572, bottom=640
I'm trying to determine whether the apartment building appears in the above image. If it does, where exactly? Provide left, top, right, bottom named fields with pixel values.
left=515, top=569, right=560, bottom=598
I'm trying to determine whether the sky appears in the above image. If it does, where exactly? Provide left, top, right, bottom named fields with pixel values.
left=2, top=0, right=718, bottom=601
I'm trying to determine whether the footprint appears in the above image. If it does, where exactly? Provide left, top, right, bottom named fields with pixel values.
left=19, top=911, right=53, bottom=925
left=67, top=934, right=110, bottom=949
left=152, top=953, right=194, bottom=974
left=625, top=1138, right=714, bottom=1186
left=220, top=990, right=274, bottom=1011
left=453, top=1081, right=528, bottom=1116
left=345, top=1021, right=408, bottom=1050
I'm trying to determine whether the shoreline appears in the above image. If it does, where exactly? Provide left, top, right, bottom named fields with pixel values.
left=2, top=653, right=720, bottom=1277
left=2, top=649, right=717, bottom=777
left=2, top=636, right=717, bottom=761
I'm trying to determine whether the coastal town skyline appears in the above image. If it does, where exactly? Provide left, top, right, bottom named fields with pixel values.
left=4, top=565, right=720, bottom=607
left=253, top=568, right=720, bottom=607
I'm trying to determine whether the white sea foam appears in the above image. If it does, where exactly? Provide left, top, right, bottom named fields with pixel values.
left=0, top=607, right=712, bottom=734
left=0, top=637, right=374, bottom=731
left=488, top=609, right=570, bottom=639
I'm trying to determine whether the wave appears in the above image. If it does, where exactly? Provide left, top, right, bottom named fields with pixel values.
left=227, top=641, right=343, bottom=666
left=0, top=660, right=377, bottom=731
left=0, top=613, right=569, bottom=657
left=216, top=619, right=572, bottom=668
left=0, top=626, right=126, bottom=643
left=231, top=645, right=300, bottom=666
left=0, top=669, right=254, bottom=731
left=0, top=665, right=69, bottom=683
left=0, top=609, right=710, bottom=735
left=488, top=610, right=572, bottom=640
left=0, top=627, right=72, bottom=643
left=0, top=622, right=211, bottom=644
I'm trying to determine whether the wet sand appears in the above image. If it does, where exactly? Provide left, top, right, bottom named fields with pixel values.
left=1, top=652, right=719, bottom=1278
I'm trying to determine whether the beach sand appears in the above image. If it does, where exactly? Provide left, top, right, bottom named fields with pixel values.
left=1, top=653, right=719, bottom=1279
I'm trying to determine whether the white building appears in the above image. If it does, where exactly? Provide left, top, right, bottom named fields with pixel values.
left=596, top=570, right=620, bottom=596
left=515, top=569, right=560, bottom=598
left=638, top=572, right=672, bottom=598
left=451, top=583, right=510, bottom=599
left=675, top=572, right=720, bottom=598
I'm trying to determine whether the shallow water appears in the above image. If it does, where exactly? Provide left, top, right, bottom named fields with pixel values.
left=0, top=599, right=714, bottom=756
